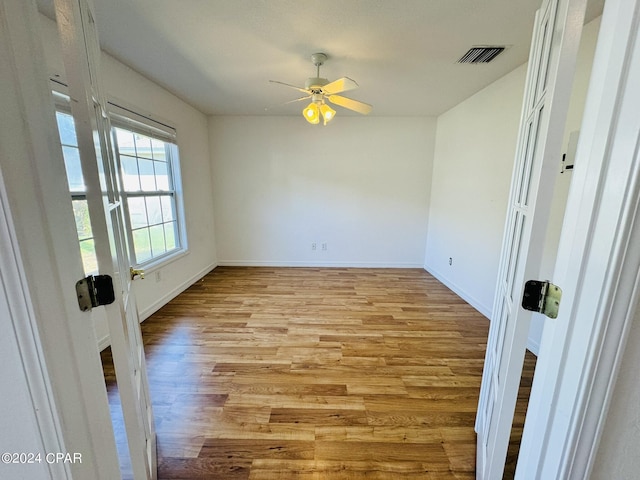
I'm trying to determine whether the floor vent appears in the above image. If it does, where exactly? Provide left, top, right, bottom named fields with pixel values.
left=457, top=46, right=505, bottom=64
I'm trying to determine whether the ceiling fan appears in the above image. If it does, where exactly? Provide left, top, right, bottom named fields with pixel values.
left=269, top=53, right=372, bottom=125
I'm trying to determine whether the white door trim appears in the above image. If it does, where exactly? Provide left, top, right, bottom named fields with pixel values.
left=517, top=0, right=640, bottom=477
left=0, top=166, right=67, bottom=479
left=0, top=0, right=120, bottom=478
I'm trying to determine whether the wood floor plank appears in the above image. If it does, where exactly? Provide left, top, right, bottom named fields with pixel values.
left=99, top=266, right=526, bottom=479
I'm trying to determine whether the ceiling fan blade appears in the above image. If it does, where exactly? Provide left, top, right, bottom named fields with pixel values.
left=264, top=95, right=311, bottom=111
left=269, top=80, right=309, bottom=94
left=321, top=77, right=359, bottom=95
left=327, top=95, right=373, bottom=115
left=282, top=95, right=312, bottom=105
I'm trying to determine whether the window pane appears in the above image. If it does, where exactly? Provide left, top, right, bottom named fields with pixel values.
left=151, top=139, right=166, bottom=161
left=145, top=196, right=162, bottom=225
left=115, top=128, right=136, bottom=156
left=132, top=228, right=152, bottom=263
left=135, top=133, right=153, bottom=160
left=138, top=159, right=156, bottom=191
left=160, top=195, right=175, bottom=223
left=164, top=222, right=177, bottom=251
left=56, top=112, right=77, bottom=146
left=154, top=161, right=170, bottom=190
left=72, top=200, right=92, bottom=240
left=127, top=197, right=148, bottom=229
left=149, top=224, right=166, bottom=256
left=79, top=238, right=98, bottom=274
left=121, top=155, right=140, bottom=191
left=62, top=146, right=85, bottom=192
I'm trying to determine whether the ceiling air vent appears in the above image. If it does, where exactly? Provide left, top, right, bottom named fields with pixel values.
left=457, top=46, right=505, bottom=64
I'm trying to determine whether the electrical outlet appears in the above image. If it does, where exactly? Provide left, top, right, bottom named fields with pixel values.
left=322, top=243, right=327, bottom=251
left=311, top=243, right=317, bottom=251
left=155, top=270, right=162, bottom=282
left=449, top=257, right=453, bottom=266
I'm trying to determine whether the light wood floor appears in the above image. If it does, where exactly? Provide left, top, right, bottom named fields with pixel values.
left=100, top=267, right=532, bottom=479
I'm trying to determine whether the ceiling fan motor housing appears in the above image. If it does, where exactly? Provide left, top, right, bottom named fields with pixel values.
left=305, top=77, right=329, bottom=90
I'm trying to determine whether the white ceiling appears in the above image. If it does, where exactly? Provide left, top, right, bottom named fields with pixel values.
left=37, top=0, right=604, bottom=117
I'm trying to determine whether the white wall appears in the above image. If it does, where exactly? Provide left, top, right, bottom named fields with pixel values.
left=424, top=65, right=526, bottom=317
left=425, top=16, right=601, bottom=329
left=101, top=54, right=218, bottom=321
left=38, top=14, right=218, bottom=343
left=210, top=116, right=435, bottom=267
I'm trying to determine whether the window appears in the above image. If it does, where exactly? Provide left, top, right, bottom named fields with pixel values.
left=112, top=125, right=182, bottom=265
left=54, top=98, right=185, bottom=273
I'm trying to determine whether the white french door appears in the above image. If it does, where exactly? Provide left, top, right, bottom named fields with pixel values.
left=475, top=0, right=586, bottom=477
left=53, top=0, right=157, bottom=478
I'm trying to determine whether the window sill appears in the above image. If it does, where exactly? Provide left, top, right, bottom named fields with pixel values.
left=135, top=248, right=189, bottom=274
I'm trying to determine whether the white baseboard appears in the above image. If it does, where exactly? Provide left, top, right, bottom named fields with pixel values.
left=138, top=262, right=218, bottom=321
left=423, top=264, right=492, bottom=319
left=217, top=260, right=425, bottom=268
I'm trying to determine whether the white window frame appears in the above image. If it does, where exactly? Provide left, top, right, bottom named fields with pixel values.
left=108, top=102, right=187, bottom=270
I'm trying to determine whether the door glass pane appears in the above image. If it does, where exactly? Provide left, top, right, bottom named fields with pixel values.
left=509, top=215, right=526, bottom=299
left=517, top=121, right=534, bottom=205
left=62, top=146, right=85, bottom=192
left=504, top=211, right=520, bottom=287
left=56, top=111, right=77, bottom=146
left=79, top=238, right=98, bottom=274
left=523, top=107, right=545, bottom=207
left=534, top=18, right=551, bottom=104
left=72, top=199, right=93, bottom=240
left=496, top=298, right=511, bottom=384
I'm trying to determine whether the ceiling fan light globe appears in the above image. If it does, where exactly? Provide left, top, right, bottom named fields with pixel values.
left=320, top=103, right=336, bottom=125
left=303, top=103, right=320, bottom=124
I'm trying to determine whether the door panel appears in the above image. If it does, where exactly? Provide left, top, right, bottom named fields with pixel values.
left=475, top=0, right=586, bottom=477
left=53, top=0, right=157, bottom=478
